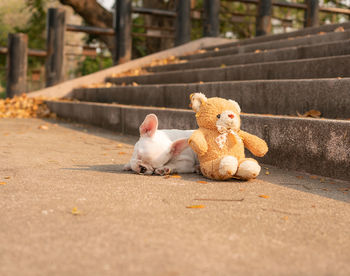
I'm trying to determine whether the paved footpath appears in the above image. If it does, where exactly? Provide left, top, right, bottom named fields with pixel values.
left=1, top=118, right=350, bottom=276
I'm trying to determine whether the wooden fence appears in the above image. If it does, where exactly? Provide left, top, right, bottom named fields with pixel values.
left=1, top=0, right=350, bottom=98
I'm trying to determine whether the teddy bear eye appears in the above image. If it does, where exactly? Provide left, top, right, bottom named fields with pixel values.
left=216, top=114, right=221, bottom=119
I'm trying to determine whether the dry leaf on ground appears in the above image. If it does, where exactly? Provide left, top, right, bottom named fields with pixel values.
left=0, top=182, right=6, bottom=185
left=259, top=195, right=269, bottom=199
left=334, top=26, right=345, bottom=32
left=38, top=125, right=49, bottom=130
left=196, top=180, right=207, bottom=184
left=4, top=176, right=10, bottom=179
left=71, top=207, right=81, bottom=215
left=297, top=109, right=321, bottom=118
left=171, top=175, right=181, bottom=178
left=186, top=205, right=205, bottom=209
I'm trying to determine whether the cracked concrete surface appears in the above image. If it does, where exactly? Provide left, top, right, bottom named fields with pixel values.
left=1, top=118, right=350, bottom=276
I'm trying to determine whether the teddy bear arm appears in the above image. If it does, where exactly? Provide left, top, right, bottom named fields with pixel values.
left=240, top=130, right=268, bottom=157
left=189, top=130, right=208, bottom=156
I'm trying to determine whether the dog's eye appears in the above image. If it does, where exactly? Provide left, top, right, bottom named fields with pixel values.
left=139, top=165, right=147, bottom=174
left=217, top=114, right=221, bottom=119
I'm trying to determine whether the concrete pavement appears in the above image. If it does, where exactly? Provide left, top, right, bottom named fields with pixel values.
left=1, top=118, right=350, bottom=276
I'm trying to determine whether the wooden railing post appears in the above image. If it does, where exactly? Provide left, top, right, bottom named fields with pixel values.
left=45, top=8, right=66, bottom=87
left=175, top=0, right=191, bottom=46
left=6, top=33, right=28, bottom=98
left=203, top=0, right=220, bottom=37
left=305, top=0, right=319, bottom=27
left=114, top=0, right=132, bottom=64
left=256, top=0, right=272, bottom=36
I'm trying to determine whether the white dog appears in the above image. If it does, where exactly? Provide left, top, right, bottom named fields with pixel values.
left=123, top=114, right=198, bottom=175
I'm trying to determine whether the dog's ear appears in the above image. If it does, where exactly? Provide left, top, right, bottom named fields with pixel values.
left=190, top=93, right=207, bottom=112
left=170, top=138, right=189, bottom=157
left=139, top=114, right=158, bottom=137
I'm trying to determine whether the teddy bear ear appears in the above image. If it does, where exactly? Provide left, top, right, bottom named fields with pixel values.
left=229, top=99, right=241, bottom=114
left=190, top=93, right=207, bottom=112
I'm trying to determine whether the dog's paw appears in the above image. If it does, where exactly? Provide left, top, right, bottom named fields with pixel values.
left=123, top=163, right=132, bottom=171
left=155, top=167, right=172, bottom=176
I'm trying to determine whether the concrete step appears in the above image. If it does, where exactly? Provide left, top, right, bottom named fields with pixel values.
left=72, top=78, right=350, bottom=119
left=106, top=55, right=350, bottom=85
left=182, top=30, right=350, bottom=61
left=203, top=21, right=350, bottom=51
left=46, top=100, right=350, bottom=181
left=147, top=39, right=350, bottom=73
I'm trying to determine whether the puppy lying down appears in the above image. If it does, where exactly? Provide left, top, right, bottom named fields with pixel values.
left=123, top=114, right=198, bottom=175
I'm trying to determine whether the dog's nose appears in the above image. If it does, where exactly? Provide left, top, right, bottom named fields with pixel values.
left=228, top=113, right=234, bottom=119
left=139, top=165, right=147, bottom=174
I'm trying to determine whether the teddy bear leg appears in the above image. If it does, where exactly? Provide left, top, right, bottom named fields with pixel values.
left=235, top=158, right=261, bottom=180
left=200, top=156, right=238, bottom=180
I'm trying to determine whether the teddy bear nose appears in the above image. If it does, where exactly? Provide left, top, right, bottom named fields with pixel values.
left=228, top=114, right=234, bottom=119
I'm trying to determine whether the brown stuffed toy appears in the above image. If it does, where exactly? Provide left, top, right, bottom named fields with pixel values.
left=188, top=93, right=268, bottom=180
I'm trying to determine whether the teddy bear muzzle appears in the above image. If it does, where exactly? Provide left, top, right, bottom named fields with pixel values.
left=216, top=110, right=239, bottom=130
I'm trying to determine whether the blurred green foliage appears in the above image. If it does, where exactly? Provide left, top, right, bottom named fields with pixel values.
left=75, top=55, right=113, bottom=76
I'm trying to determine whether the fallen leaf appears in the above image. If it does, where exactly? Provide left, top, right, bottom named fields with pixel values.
left=220, top=64, right=226, bottom=68
left=311, top=205, right=316, bottom=208
left=337, top=77, right=343, bottom=79
left=310, top=175, right=318, bottom=179
left=334, top=26, right=345, bottom=32
left=259, top=195, right=269, bottom=199
left=0, top=182, right=6, bottom=185
left=71, top=207, right=81, bottom=215
left=38, top=125, right=49, bottom=130
left=116, top=143, right=123, bottom=148
left=338, top=188, right=349, bottom=191
left=282, top=216, right=288, bottom=220
left=254, top=49, right=261, bottom=53
left=118, top=152, right=126, bottom=155
left=265, top=171, right=270, bottom=175
left=318, top=31, right=326, bottom=35
left=214, top=47, right=219, bottom=52
left=4, top=176, right=10, bottom=179
left=186, top=205, right=205, bottom=209
left=196, top=180, right=207, bottom=184
left=132, top=82, right=139, bottom=87
left=171, top=175, right=181, bottom=178
left=297, top=109, right=321, bottom=118
left=320, top=178, right=325, bottom=183
left=296, top=176, right=304, bottom=179
left=322, top=188, right=328, bottom=191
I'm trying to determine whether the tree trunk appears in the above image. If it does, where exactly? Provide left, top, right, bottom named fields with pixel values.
left=58, top=0, right=114, bottom=53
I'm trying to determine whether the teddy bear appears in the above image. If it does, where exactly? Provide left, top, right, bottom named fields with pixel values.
left=188, top=93, right=268, bottom=181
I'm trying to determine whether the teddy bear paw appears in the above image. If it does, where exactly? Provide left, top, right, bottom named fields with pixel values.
left=219, top=156, right=238, bottom=176
left=155, top=167, right=172, bottom=176
left=236, top=160, right=261, bottom=180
